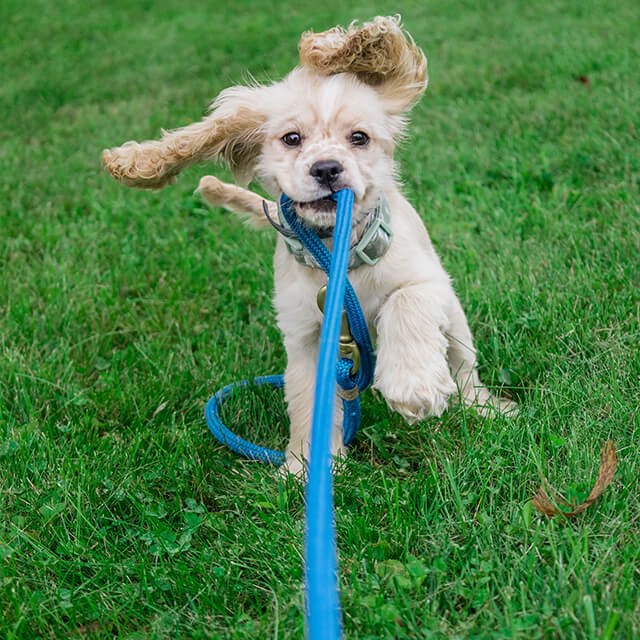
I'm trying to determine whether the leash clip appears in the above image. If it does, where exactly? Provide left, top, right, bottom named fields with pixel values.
left=316, top=285, right=361, bottom=375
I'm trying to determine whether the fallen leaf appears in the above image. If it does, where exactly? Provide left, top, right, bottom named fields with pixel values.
left=531, top=440, right=616, bottom=518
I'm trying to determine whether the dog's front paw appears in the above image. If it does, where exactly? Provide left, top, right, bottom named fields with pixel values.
left=279, top=454, right=307, bottom=481
left=375, top=361, right=457, bottom=424
left=196, top=175, right=225, bottom=205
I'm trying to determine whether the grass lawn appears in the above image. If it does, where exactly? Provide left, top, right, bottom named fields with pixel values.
left=1, top=0, right=639, bottom=637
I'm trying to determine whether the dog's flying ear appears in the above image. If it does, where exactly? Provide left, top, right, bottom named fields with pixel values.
left=102, top=85, right=267, bottom=189
left=298, top=15, right=427, bottom=115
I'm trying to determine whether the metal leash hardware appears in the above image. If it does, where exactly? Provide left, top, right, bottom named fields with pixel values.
left=316, top=285, right=360, bottom=375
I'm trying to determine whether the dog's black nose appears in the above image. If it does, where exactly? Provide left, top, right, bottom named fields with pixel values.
left=310, top=160, right=344, bottom=187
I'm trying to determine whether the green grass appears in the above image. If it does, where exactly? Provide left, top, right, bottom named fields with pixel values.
left=1, top=0, right=639, bottom=637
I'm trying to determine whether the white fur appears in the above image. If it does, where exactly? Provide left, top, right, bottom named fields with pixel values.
left=194, top=65, right=517, bottom=477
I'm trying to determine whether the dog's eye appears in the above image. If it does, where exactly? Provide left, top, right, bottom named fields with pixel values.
left=282, top=132, right=302, bottom=147
left=350, top=131, right=369, bottom=146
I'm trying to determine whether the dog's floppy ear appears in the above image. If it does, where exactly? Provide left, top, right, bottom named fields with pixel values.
left=298, top=15, right=427, bottom=115
left=102, top=85, right=268, bottom=189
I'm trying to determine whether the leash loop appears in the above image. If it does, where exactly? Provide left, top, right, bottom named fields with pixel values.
left=205, top=375, right=286, bottom=465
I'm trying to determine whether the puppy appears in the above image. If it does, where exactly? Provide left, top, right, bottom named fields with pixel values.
left=102, top=16, right=516, bottom=476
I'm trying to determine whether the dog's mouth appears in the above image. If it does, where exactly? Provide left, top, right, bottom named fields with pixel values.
left=295, top=195, right=337, bottom=213
left=290, top=189, right=370, bottom=231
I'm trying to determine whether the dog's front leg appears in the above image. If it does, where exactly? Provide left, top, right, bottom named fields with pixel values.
left=197, top=175, right=274, bottom=228
left=374, top=282, right=457, bottom=423
left=282, top=338, right=344, bottom=477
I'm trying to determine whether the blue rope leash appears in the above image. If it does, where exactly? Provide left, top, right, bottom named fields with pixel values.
left=302, top=188, right=353, bottom=639
left=204, top=188, right=374, bottom=639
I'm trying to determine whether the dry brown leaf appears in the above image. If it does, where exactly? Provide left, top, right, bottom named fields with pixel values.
left=531, top=440, right=617, bottom=518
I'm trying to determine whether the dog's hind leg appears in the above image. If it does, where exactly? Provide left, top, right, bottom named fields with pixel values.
left=446, top=296, right=517, bottom=415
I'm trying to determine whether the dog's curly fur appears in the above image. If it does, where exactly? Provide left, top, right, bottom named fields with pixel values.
left=102, top=16, right=516, bottom=477
left=299, top=15, right=427, bottom=112
left=101, top=101, right=265, bottom=189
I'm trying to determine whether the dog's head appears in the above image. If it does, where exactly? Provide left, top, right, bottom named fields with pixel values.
left=102, top=16, right=427, bottom=226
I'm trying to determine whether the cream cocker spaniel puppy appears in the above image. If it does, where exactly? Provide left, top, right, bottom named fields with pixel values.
left=103, top=16, right=516, bottom=475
